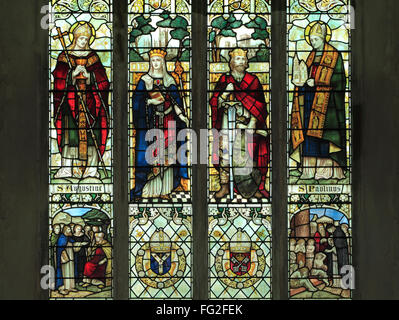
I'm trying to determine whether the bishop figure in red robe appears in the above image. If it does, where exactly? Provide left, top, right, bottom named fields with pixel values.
left=52, top=22, right=110, bottom=179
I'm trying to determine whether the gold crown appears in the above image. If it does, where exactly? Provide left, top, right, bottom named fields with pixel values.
left=149, top=49, right=167, bottom=59
left=150, top=228, right=172, bottom=253
left=310, top=22, right=326, bottom=39
left=229, top=48, right=248, bottom=59
left=230, top=229, right=251, bottom=253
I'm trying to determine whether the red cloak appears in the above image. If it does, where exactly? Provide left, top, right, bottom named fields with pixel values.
left=52, top=51, right=110, bottom=155
left=84, top=247, right=107, bottom=281
left=210, top=72, right=270, bottom=198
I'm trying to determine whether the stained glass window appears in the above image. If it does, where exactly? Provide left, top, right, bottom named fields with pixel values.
left=49, top=0, right=113, bottom=299
left=46, top=0, right=354, bottom=300
left=287, top=0, right=352, bottom=299
left=128, top=0, right=193, bottom=299
left=207, top=0, right=272, bottom=299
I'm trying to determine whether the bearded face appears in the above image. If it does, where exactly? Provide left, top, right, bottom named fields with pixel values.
left=63, top=226, right=72, bottom=237
left=230, top=55, right=248, bottom=74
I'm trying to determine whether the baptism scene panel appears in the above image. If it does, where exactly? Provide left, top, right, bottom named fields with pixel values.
left=207, top=0, right=272, bottom=204
left=129, top=205, right=192, bottom=299
left=48, top=0, right=114, bottom=299
left=128, top=0, right=192, bottom=204
left=288, top=189, right=352, bottom=299
left=286, top=0, right=352, bottom=300
left=209, top=205, right=272, bottom=299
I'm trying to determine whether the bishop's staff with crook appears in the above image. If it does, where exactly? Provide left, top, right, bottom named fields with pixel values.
left=53, top=25, right=109, bottom=178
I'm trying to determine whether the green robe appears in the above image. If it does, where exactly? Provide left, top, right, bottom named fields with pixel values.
left=290, top=43, right=347, bottom=169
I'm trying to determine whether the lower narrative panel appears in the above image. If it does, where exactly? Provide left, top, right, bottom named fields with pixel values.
left=49, top=202, right=113, bottom=299
left=288, top=190, right=352, bottom=300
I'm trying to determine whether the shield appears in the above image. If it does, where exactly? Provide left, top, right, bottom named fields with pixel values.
left=150, top=252, right=172, bottom=275
left=230, top=252, right=251, bottom=276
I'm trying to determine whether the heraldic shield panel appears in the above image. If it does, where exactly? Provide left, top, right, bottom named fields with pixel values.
left=287, top=0, right=353, bottom=299
left=128, top=0, right=193, bottom=299
left=209, top=205, right=272, bottom=299
left=129, top=205, right=192, bottom=299
left=49, top=0, right=113, bottom=299
left=207, top=0, right=272, bottom=299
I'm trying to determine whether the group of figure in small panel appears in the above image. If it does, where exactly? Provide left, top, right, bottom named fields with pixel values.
left=290, top=220, right=350, bottom=297
left=50, top=223, right=112, bottom=296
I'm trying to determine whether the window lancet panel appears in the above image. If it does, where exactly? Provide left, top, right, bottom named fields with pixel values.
left=287, top=0, right=352, bottom=300
left=49, top=0, right=114, bottom=299
left=128, top=0, right=193, bottom=299
left=207, top=0, right=273, bottom=300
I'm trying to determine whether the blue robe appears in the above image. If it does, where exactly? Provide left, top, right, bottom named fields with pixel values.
left=130, top=78, right=188, bottom=199
left=300, top=77, right=330, bottom=159
left=55, top=234, right=76, bottom=289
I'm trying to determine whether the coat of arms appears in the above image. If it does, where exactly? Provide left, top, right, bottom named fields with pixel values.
left=135, top=228, right=187, bottom=289
left=215, top=228, right=266, bottom=289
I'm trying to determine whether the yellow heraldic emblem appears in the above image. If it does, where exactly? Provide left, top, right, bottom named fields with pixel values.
left=215, top=228, right=267, bottom=289
left=135, top=228, right=187, bottom=289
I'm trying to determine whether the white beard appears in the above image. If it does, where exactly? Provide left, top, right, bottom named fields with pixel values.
left=231, top=68, right=245, bottom=82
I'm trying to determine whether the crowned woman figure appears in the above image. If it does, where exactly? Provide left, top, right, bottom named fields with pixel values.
left=290, top=21, right=347, bottom=180
left=131, top=49, right=189, bottom=200
left=52, top=22, right=110, bottom=179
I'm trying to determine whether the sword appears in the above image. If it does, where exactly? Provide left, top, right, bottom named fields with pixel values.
left=222, top=101, right=241, bottom=200
left=228, top=105, right=236, bottom=200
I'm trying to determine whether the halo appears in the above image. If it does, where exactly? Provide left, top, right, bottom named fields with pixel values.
left=305, top=21, right=332, bottom=45
left=69, top=21, right=96, bottom=45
